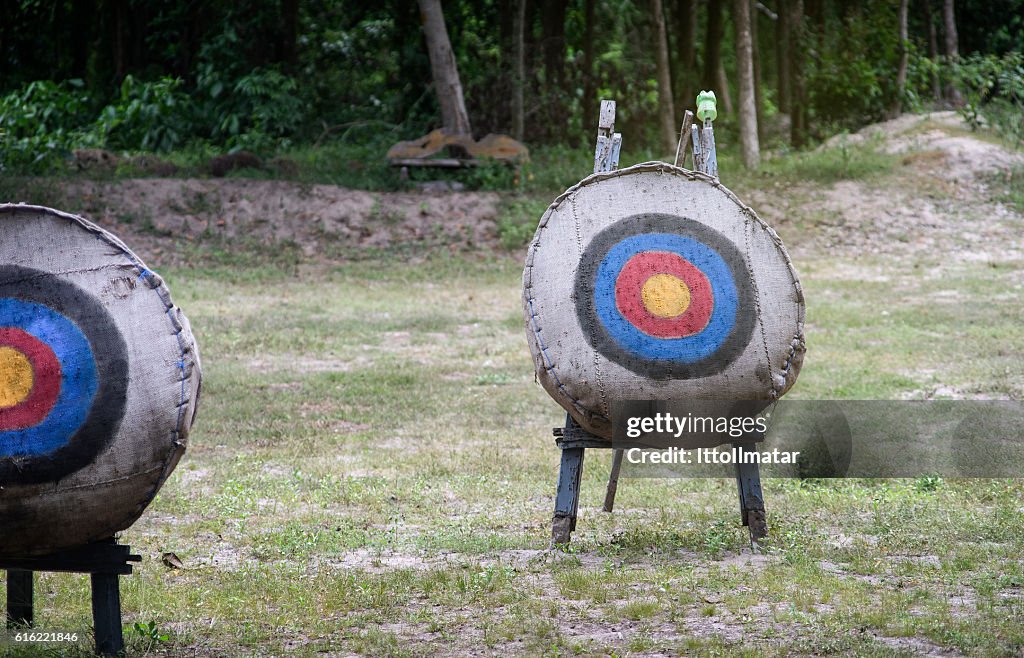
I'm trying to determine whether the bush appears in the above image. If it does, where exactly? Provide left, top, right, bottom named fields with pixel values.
left=96, top=76, right=189, bottom=152
left=0, top=79, right=97, bottom=171
left=805, top=2, right=900, bottom=131
left=194, top=65, right=306, bottom=151
left=955, top=51, right=1024, bottom=147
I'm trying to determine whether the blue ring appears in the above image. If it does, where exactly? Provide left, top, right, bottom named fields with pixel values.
left=593, top=233, right=739, bottom=363
left=0, top=298, right=98, bottom=457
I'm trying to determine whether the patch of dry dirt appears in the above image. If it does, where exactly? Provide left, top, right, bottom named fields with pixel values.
left=61, top=178, right=502, bottom=266
left=748, top=112, right=1024, bottom=263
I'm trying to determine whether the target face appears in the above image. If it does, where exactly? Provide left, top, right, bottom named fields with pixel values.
left=0, top=265, right=128, bottom=484
left=576, top=214, right=755, bottom=379
left=523, top=164, right=805, bottom=441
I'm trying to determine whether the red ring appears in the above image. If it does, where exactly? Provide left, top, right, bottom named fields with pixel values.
left=614, top=251, right=714, bottom=338
left=0, top=327, right=62, bottom=430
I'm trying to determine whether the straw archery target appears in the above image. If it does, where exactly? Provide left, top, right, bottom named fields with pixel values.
left=0, top=204, right=201, bottom=557
left=523, top=163, right=805, bottom=440
left=0, top=267, right=128, bottom=483
left=576, top=214, right=756, bottom=379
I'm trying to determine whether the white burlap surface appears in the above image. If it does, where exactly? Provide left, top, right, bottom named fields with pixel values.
left=0, top=204, right=200, bottom=556
left=523, top=163, right=805, bottom=439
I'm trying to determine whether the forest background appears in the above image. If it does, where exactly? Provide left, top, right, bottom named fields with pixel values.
left=1, top=0, right=1022, bottom=181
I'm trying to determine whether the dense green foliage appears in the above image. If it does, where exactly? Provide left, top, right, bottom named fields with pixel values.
left=955, top=51, right=1024, bottom=146
left=0, top=0, right=1021, bottom=174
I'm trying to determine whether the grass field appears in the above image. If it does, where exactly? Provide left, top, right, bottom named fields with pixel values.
left=3, top=116, right=1024, bottom=657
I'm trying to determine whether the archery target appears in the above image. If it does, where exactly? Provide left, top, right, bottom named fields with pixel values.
left=523, top=163, right=805, bottom=440
left=0, top=268, right=128, bottom=483
left=0, top=204, right=201, bottom=557
left=576, top=214, right=756, bottom=379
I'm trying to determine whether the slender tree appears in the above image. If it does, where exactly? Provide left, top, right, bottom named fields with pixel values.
left=653, top=0, right=678, bottom=153
left=703, top=0, right=725, bottom=92
left=717, top=60, right=734, bottom=113
left=943, top=0, right=959, bottom=60
left=542, top=0, right=569, bottom=138
left=418, top=0, right=472, bottom=136
left=750, top=0, right=765, bottom=144
left=942, top=0, right=963, bottom=103
left=281, top=0, right=299, bottom=67
left=776, top=0, right=791, bottom=113
left=673, top=0, right=698, bottom=111
left=927, top=1, right=942, bottom=100
left=892, top=0, right=909, bottom=118
left=787, top=0, right=807, bottom=147
left=512, top=0, right=526, bottom=140
left=582, top=0, right=596, bottom=131
left=733, top=0, right=760, bottom=168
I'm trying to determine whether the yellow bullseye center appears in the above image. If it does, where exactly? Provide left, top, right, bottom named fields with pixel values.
left=641, top=273, right=691, bottom=318
left=0, top=346, right=34, bottom=408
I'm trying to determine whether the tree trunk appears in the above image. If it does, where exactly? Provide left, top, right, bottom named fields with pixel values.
left=776, top=0, right=791, bottom=113
left=582, top=0, right=596, bottom=135
left=787, top=0, right=807, bottom=148
left=717, top=60, right=734, bottom=114
left=541, top=0, right=569, bottom=140
left=702, top=0, right=724, bottom=92
left=280, top=0, right=299, bottom=67
left=69, top=0, right=95, bottom=79
left=733, top=0, right=760, bottom=168
left=673, top=0, right=697, bottom=111
left=418, top=0, right=472, bottom=136
left=750, top=0, right=764, bottom=144
left=512, top=0, right=526, bottom=141
left=892, top=0, right=909, bottom=118
left=653, top=0, right=678, bottom=153
left=542, top=0, right=569, bottom=89
left=942, top=0, right=962, bottom=103
left=927, top=1, right=941, bottom=100
left=806, top=0, right=825, bottom=41
left=112, top=0, right=127, bottom=81
left=942, top=0, right=958, bottom=59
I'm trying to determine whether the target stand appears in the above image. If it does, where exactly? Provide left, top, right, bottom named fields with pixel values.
left=534, top=98, right=790, bottom=547
left=550, top=414, right=767, bottom=546
left=2, top=538, right=140, bottom=656
left=1, top=204, right=201, bottom=656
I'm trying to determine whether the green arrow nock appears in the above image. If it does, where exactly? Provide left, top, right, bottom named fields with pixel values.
left=696, top=91, right=718, bottom=122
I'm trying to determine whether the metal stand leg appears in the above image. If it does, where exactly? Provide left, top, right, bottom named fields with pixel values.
left=552, top=446, right=586, bottom=545
left=603, top=449, right=625, bottom=512
left=734, top=443, right=768, bottom=544
left=6, top=569, right=33, bottom=628
left=91, top=572, right=124, bottom=657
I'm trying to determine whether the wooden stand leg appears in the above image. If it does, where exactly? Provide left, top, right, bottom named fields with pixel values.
left=6, top=569, right=33, bottom=628
left=91, top=572, right=124, bottom=657
left=1, top=540, right=138, bottom=657
left=552, top=446, right=586, bottom=545
left=734, top=443, right=768, bottom=544
left=603, top=449, right=625, bottom=512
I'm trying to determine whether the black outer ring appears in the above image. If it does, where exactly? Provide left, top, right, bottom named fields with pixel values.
left=574, top=213, right=757, bottom=380
left=0, top=265, right=129, bottom=485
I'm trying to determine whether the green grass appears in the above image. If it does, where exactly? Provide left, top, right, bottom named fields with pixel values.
left=2, top=117, right=1023, bottom=656
left=991, top=165, right=1024, bottom=214
left=4, top=244, right=1022, bottom=656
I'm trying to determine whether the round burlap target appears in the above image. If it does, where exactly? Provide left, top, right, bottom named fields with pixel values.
left=523, top=163, right=805, bottom=440
left=0, top=204, right=200, bottom=557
